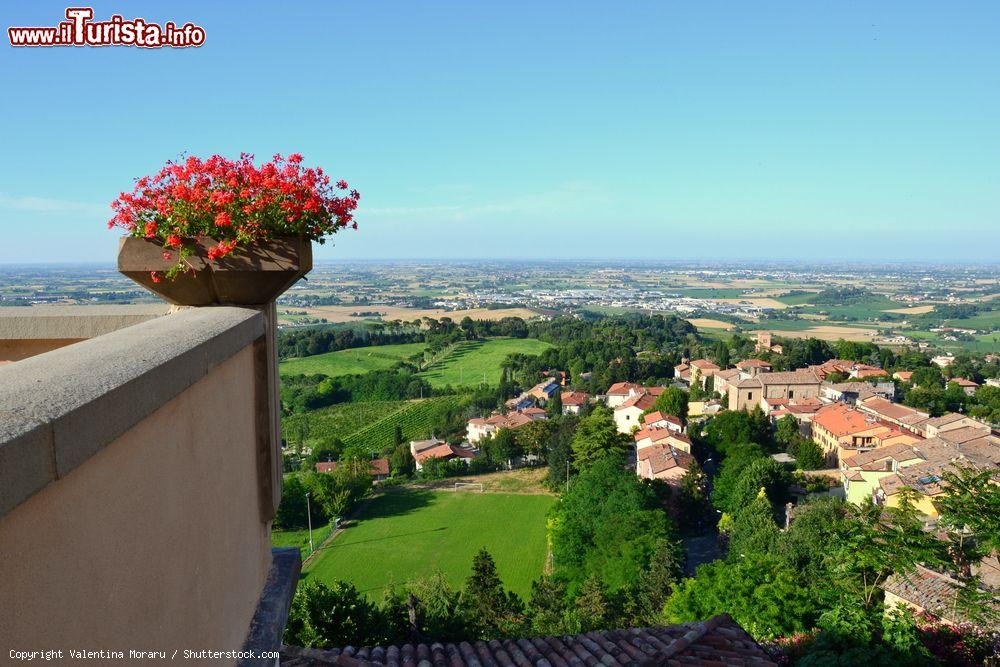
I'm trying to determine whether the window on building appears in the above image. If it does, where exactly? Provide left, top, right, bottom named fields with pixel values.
left=747, top=392, right=754, bottom=400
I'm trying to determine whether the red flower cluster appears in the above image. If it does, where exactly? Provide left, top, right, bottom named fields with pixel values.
left=108, top=153, right=359, bottom=277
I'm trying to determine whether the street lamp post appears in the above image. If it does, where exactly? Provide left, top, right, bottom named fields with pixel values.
left=306, top=492, right=314, bottom=555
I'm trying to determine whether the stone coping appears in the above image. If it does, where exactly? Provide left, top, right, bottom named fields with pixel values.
left=0, top=303, right=169, bottom=340
left=0, top=306, right=264, bottom=518
left=239, top=547, right=302, bottom=667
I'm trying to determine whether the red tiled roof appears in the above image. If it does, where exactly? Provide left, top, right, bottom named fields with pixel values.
left=642, top=411, right=682, bottom=427
left=843, top=443, right=922, bottom=469
left=639, top=444, right=695, bottom=475
left=414, top=443, right=477, bottom=464
left=736, top=358, right=772, bottom=369
left=812, top=403, right=882, bottom=437
left=606, top=381, right=642, bottom=395
left=619, top=392, right=657, bottom=411
left=855, top=368, right=889, bottom=379
left=882, top=565, right=993, bottom=625
left=952, top=377, right=978, bottom=387
left=859, top=397, right=928, bottom=422
left=560, top=390, right=590, bottom=406
left=690, top=359, right=720, bottom=370
left=316, top=459, right=390, bottom=476
left=280, top=614, right=776, bottom=667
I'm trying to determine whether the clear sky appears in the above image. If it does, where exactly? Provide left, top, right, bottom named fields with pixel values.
left=1, top=1, right=998, bottom=263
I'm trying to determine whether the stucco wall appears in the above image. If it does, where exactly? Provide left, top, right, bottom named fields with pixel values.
left=0, top=345, right=271, bottom=662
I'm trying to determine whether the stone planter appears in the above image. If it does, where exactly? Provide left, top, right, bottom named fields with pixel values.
left=117, top=236, right=312, bottom=306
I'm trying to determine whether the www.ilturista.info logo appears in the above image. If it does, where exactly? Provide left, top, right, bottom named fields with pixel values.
left=8, top=7, right=205, bottom=48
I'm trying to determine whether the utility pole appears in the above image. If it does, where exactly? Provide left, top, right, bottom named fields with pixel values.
left=306, top=492, right=314, bottom=555
left=566, top=460, right=570, bottom=492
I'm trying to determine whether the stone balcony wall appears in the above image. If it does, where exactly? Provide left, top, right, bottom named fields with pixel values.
left=0, top=306, right=297, bottom=664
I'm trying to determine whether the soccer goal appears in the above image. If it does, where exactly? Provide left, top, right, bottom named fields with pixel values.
left=454, top=482, right=484, bottom=493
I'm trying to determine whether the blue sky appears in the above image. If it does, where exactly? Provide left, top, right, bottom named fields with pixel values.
left=1, top=1, right=998, bottom=263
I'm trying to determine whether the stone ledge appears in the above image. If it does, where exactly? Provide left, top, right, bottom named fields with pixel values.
left=0, top=304, right=169, bottom=340
left=0, top=306, right=264, bottom=517
left=240, top=547, right=301, bottom=667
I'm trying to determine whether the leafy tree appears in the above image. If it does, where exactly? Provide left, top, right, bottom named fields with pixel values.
left=570, top=406, right=629, bottom=468
left=573, top=574, right=613, bottom=632
left=725, top=457, right=793, bottom=515
left=934, top=465, right=1000, bottom=625
left=704, top=411, right=765, bottom=454
left=712, top=340, right=731, bottom=368
left=407, top=570, right=469, bottom=641
left=517, top=419, right=556, bottom=458
left=794, top=438, right=826, bottom=470
left=632, top=538, right=682, bottom=624
left=479, top=428, right=520, bottom=467
left=778, top=496, right=851, bottom=585
left=275, top=473, right=315, bottom=530
left=527, top=576, right=570, bottom=636
left=547, top=391, right=563, bottom=417
left=830, top=490, right=947, bottom=611
left=546, top=415, right=578, bottom=490
left=651, top=387, right=688, bottom=423
left=663, top=553, right=820, bottom=639
left=747, top=405, right=772, bottom=447
left=550, top=458, right=675, bottom=593
left=728, top=488, right=780, bottom=558
left=774, top=415, right=800, bottom=451
left=285, top=580, right=382, bottom=648
left=389, top=442, right=415, bottom=477
left=459, top=548, right=526, bottom=639
left=709, top=443, right=766, bottom=513
left=306, top=462, right=373, bottom=520
left=911, top=365, right=943, bottom=388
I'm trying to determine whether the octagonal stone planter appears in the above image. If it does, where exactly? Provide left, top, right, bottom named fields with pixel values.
left=118, top=236, right=312, bottom=306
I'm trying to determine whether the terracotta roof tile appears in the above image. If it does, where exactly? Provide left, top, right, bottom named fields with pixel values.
left=561, top=391, right=590, bottom=406
left=280, top=615, right=777, bottom=667
left=812, top=403, right=882, bottom=437
left=736, top=359, right=771, bottom=369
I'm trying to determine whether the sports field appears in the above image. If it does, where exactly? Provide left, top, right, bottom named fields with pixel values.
left=418, top=338, right=553, bottom=387
left=302, top=488, right=555, bottom=599
left=280, top=342, right=426, bottom=376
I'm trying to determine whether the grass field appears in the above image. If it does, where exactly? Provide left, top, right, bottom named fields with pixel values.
left=418, top=338, right=553, bottom=388
left=279, top=338, right=552, bottom=389
left=272, top=521, right=334, bottom=559
left=281, top=342, right=427, bottom=376
left=302, top=489, right=555, bottom=599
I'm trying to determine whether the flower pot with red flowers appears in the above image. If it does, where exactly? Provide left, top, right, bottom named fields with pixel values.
left=110, top=152, right=359, bottom=306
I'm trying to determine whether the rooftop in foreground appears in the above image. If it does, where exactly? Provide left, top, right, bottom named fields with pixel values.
left=280, top=614, right=776, bottom=667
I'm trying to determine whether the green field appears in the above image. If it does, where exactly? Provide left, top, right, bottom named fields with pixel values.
left=302, top=489, right=555, bottom=599
left=279, top=338, right=552, bottom=389
left=795, top=295, right=906, bottom=320
left=283, top=396, right=465, bottom=455
left=342, top=396, right=464, bottom=454
left=272, top=521, right=334, bottom=559
left=418, top=338, right=553, bottom=388
left=283, top=400, right=408, bottom=450
left=280, top=342, right=427, bottom=376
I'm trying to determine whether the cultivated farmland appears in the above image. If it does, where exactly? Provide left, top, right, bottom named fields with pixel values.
left=418, top=338, right=553, bottom=388
left=280, top=342, right=427, bottom=377
left=302, top=488, right=554, bottom=599
left=282, top=396, right=465, bottom=455
left=341, top=396, right=464, bottom=454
